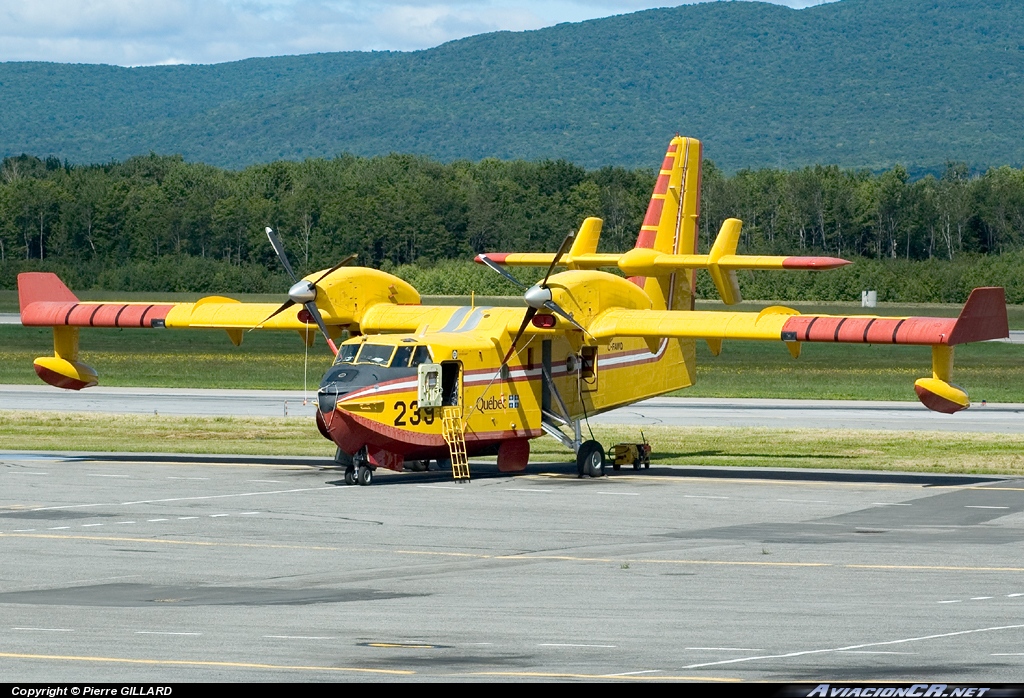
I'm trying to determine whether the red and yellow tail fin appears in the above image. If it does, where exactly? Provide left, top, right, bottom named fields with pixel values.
left=630, top=136, right=703, bottom=310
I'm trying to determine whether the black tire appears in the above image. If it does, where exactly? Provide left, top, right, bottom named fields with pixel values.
left=436, top=457, right=453, bottom=473
left=576, top=440, right=605, bottom=478
left=344, top=466, right=356, bottom=485
left=632, top=459, right=642, bottom=471
left=357, top=465, right=373, bottom=486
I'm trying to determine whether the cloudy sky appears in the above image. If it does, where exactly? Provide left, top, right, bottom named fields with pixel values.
left=0, top=0, right=833, bottom=66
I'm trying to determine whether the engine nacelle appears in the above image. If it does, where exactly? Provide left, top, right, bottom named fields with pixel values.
left=914, top=377, right=969, bottom=414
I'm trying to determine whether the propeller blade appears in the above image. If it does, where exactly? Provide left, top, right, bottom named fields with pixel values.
left=266, top=227, right=298, bottom=283
left=478, top=254, right=528, bottom=291
left=303, top=301, right=339, bottom=356
left=541, top=231, right=575, bottom=288
left=501, top=306, right=538, bottom=366
left=251, top=298, right=296, bottom=330
left=543, top=300, right=592, bottom=337
left=312, top=253, right=358, bottom=286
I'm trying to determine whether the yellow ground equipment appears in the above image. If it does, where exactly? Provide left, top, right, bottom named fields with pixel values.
left=611, top=442, right=651, bottom=471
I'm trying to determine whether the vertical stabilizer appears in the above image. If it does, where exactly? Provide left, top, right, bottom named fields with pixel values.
left=632, top=137, right=702, bottom=311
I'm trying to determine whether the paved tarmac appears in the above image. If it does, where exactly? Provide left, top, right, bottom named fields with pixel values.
left=0, top=451, right=1021, bottom=682
left=2, top=384, right=1022, bottom=433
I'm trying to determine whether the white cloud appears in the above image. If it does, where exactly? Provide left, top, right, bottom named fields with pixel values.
left=0, top=0, right=836, bottom=66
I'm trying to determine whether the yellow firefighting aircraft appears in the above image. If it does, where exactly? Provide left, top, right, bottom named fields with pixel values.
left=18, top=136, right=1009, bottom=485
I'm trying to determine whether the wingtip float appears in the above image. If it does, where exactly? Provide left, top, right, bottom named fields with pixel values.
left=17, top=135, right=1010, bottom=483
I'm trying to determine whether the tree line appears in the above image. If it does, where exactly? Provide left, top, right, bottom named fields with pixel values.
left=2, top=152, right=1023, bottom=302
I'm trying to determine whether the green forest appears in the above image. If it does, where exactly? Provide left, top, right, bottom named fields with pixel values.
left=2, top=0, right=1024, bottom=172
left=2, top=151, right=1023, bottom=304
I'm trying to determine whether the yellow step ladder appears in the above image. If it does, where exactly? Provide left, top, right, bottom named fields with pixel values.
left=441, top=406, right=470, bottom=482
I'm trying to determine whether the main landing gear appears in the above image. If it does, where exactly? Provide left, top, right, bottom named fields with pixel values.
left=576, top=439, right=606, bottom=478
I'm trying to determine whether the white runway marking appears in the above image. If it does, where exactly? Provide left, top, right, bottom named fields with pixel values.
left=13, top=627, right=73, bottom=632
left=417, top=485, right=464, bottom=490
left=248, top=480, right=281, bottom=483
left=47, top=526, right=69, bottom=530
left=683, top=495, right=728, bottom=500
left=873, top=503, right=912, bottom=506
left=538, top=643, right=616, bottom=648
left=239, top=512, right=260, bottom=515
left=971, top=597, right=994, bottom=600
left=264, top=635, right=333, bottom=640
left=81, top=523, right=103, bottom=527
left=167, top=477, right=209, bottom=480
left=147, top=519, right=168, bottom=522
left=778, top=499, right=829, bottom=504
left=597, top=491, right=639, bottom=496
left=116, top=521, right=135, bottom=525
left=87, top=474, right=128, bottom=478
left=12, top=529, right=36, bottom=532
left=839, top=651, right=917, bottom=655
left=506, top=489, right=551, bottom=493
left=938, top=600, right=962, bottom=604
left=681, top=623, right=1024, bottom=669
left=177, top=516, right=197, bottom=520
left=965, top=506, right=1009, bottom=509
left=10, top=472, right=48, bottom=476
left=209, top=514, right=230, bottom=517
left=605, top=670, right=661, bottom=676
left=1009, top=593, right=1024, bottom=597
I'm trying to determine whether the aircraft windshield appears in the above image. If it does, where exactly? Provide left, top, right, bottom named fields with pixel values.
left=356, top=344, right=395, bottom=366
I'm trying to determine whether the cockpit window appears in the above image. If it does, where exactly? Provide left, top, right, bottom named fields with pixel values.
left=411, top=345, right=432, bottom=367
left=356, top=344, right=395, bottom=366
left=335, top=343, right=359, bottom=365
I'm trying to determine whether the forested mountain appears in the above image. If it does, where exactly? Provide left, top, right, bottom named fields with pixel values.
left=2, top=0, right=1023, bottom=172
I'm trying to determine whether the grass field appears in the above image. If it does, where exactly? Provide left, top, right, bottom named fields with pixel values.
left=2, top=412, right=1021, bottom=476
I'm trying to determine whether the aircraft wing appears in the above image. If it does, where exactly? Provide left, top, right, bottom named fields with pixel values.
left=589, top=287, right=1008, bottom=347
left=588, top=287, right=1008, bottom=414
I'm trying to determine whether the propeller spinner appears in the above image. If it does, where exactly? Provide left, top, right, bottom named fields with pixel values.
left=257, top=227, right=357, bottom=356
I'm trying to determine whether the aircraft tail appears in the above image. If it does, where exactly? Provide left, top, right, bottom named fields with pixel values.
left=631, top=136, right=703, bottom=311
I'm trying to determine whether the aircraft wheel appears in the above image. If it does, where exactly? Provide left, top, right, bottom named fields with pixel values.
left=577, top=440, right=605, bottom=478
left=357, top=465, right=373, bottom=486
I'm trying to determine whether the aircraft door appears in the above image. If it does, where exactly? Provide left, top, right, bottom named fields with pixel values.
left=441, top=361, right=463, bottom=415
left=417, top=363, right=443, bottom=408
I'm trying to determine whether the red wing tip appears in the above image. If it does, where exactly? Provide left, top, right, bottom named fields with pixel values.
left=476, top=253, right=509, bottom=265
left=782, top=257, right=851, bottom=270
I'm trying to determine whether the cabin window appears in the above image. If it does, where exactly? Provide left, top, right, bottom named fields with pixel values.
left=356, top=344, right=395, bottom=366
left=335, top=344, right=359, bottom=365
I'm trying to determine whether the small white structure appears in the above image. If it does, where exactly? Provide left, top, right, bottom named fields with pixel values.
left=861, top=290, right=877, bottom=308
